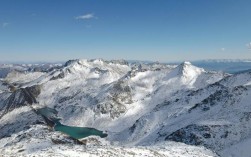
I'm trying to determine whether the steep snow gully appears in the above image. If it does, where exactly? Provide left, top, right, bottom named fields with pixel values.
left=1, top=59, right=251, bottom=157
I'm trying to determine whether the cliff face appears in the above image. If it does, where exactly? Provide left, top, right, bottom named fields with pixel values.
left=0, top=85, right=41, bottom=118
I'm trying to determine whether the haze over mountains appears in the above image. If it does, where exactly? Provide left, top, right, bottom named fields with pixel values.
left=1, top=59, right=251, bottom=78
left=1, top=59, right=251, bottom=156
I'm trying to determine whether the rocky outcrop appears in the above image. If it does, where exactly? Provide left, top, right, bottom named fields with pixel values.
left=165, top=124, right=238, bottom=151
left=0, top=109, right=44, bottom=139
left=0, top=85, right=41, bottom=118
left=95, top=81, right=132, bottom=118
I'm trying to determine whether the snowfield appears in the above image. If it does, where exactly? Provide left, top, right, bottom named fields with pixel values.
left=0, top=125, right=217, bottom=157
left=0, top=59, right=251, bottom=157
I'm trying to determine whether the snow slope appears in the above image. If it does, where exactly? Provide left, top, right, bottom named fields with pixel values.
left=0, top=125, right=217, bottom=157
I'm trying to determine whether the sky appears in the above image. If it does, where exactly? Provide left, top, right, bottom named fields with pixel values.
left=0, top=0, right=251, bottom=62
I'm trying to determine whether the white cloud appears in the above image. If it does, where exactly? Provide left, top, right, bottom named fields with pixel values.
left=247, top=42, right=251, bottom=50
left=2, top=22, right=9, bottom=28
left=221, top=48, right=225, bottom=51
left=75, top=13, right=96, bottom=20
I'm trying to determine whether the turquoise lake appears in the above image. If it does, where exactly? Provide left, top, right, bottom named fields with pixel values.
left=37, top=107, right=108, bottom=139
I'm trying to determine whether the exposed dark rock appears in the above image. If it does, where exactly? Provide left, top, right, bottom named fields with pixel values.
left=95, top=81, right=132, bottom=118
left=0, top=85, right=41, bottom=118
left=51, top=136, right=83, bottom=145
left=50, top=71, right=65, bottom=80
left=96, top=102, right=126, bottom=119
left=240, top=112, right=251, bottom=122
left=0, top=109, right=44, bottom=139
left=106, top=59, right=129, bottom=66
left=91, top=67, right=108, bottom=74
left=64, top=59, right=78, bottom=67
left=203, top=133, right=211, bottom=138
left=58, top=95, right=76, bottom=103
left=153, top=101, right=171, bottom=112
left=188, top=89, right=229, bottom=113
left=129, top=120, right=138, bottom=133
left=165, top=125, right=205, bottom=146
left=165, top=124, right=234, bottom=150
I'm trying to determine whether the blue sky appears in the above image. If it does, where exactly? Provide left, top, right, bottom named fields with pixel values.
left=0, top=0, right=251, bottom=62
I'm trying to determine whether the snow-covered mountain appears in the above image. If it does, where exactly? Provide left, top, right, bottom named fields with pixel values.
left=0, top=63, right=63, bottom=78
left=1, top=59, right=251, bottom=157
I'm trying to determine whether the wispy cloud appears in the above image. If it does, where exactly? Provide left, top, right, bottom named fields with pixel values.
left=75, top=13, right=96, bottom=20
left=247, top=42, right=251, bottom=50
left=2, top=22, right=9, bottom=28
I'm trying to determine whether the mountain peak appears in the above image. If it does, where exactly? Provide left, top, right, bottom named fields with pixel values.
left=178, top=61, right=193, bottom=71
left=182, top=61, right=192, bottom=65
left=177, top=61, right=202, bottom=74
left=166, top=61, right=205, bottom=81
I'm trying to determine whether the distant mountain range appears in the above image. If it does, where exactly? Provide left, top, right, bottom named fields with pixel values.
left=191, top=59, right=251, bottom=73
left=1, top=59, right=250, bottom=78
